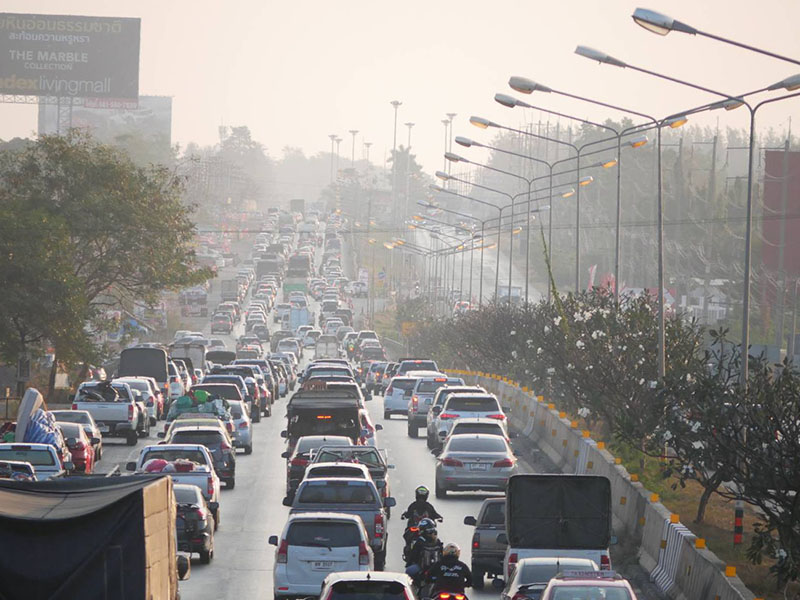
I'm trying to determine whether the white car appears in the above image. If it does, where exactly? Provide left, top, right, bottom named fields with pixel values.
left=270, top=513, right=372, bottom=599
left=115, top=376, right=161, bottom=425
left=227, top=400, right=253, bottom=455
left=433, top=392, right=507, bottom=439
left=302, top=329, right=322, bottom=348
left=0, top=443, right=72, bottom=480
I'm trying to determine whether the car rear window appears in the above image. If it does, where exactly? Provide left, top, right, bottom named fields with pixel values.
left=0, top=449, right=55, bottom=466
left=143, top=449, right=207, bottom=464
left=452, top=423, right=503, bottom=436
left=171, top=431, right=224, bottom=447
left=400, top=360, right=436, bottom=372
left=519, top=562, right=595, bottom=584
left=446, top=397, right=500, bottom=412
left=330, top=581, right=408, bottom=600
left=482, top=502, right=505, bottom=525
left=447, top=437, right=508, bottom=453
left=552, top=587, right=630, bottom=600
left=418, top=378, right=462, bottom=393
left=50, top=412, right=89, bottom=425
left=308, top=466, right=366, bottom=479
left=287, top=521, right=362, bottom=547
left=390, top=379, right=416, bottom=391
left=175, top=486, right=201, bottom=504
left=229, top=404, right=244, bottom=419
left=298, top=482, right=377, bottom=504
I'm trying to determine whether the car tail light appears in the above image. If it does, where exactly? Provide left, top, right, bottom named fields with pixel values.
left=512, top=593, right=529, bottom=600
left=359, top=541, right=370, bottom=565
left=439, top=413, right=458, bottom=420
left=290, top=457, right=309, bottom=467
left=411, top=396, right=419, bottom=409
left=220, top=440, right=232, bottom=451
left=472, top=533, right=480, bottom=549
left=239, top=421, right=249, bottom=429
left=207, top=476, right=214, bottom=497
left=226, top=422, right=233, bottom=433
left=128, top=404, right=134, bottom=421
left=600, top=554, right=611, bottom=570
left=374, top=513, right=384, bottom=538
left=509, top=552, right=518, bottom=567
left=386, top=385, right=393, bottom=395
left=71, top=403, right=78, bottom=410
left=493, top=458, right=515, bottom=468
left=170, top=375, right=179, bottom=383
left=487, top=413, right=507, bottom=420
left=441, top=457, right=463, bottom=467
left=195, top=508, right=206, bottom=521
left=276, top=539, right=289, bottom=563
left=191, top=374, right=198, bottom=385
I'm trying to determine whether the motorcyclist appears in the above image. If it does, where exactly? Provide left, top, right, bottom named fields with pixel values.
left=404, top=518, right=443, bottom=578
left=424, top=543, right=472, bottom=594
left=401, top=486, right=443, bottom=524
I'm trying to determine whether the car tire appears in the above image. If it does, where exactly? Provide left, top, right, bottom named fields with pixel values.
left=126, top=431, right=138, bottom=446
left=226, top=478, right=236, bottom=490
left=407, top=423, right=418, bottom=438
left=471, top=569, right=484, bottom=589
left=426, top=430, right=435, bottom=449
left=374, top=550, right=386, bottom=571
left=435, top=480, right=447, bottom=498
left=95, top=445, right=102, bottom=461
left=384, top=411, right=390, bottom=420
left=244, top=444, right=253, bottom=455
left=150, top=416, right=157, bottom=427
left=213, top=509, right=220, bottom=530
left=199, top=546, right=213, bottom=564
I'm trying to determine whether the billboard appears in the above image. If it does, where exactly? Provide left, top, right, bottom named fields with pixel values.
left=0, top=13, right=140, bottom=99
left=38, top=95, right=172, bottom=149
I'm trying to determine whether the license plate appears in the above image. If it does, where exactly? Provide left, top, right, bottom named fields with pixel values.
left=97, top=424, right=109, bottom=433
left=312, top=561, right=334, bottom=570
left=470, top=462, right=488, bottom=471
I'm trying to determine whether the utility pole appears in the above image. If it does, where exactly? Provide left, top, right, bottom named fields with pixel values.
left=349, top=130, right=359, bottom=168
left=703, top=135, right=718, bottom=325
left=390, top=100, right=402, bottom=223
left=334, top=137, right=342, bottom=176
left=404, top=122, right=414, bottom=219
left=774, top=138, right=791, bottom=348
left=363, top=141, right=372, bottom=163
left=328, top=134, right=337, bottom=183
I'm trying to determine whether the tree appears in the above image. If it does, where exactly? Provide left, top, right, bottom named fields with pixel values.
left=0, top=131, right=211, bottom=395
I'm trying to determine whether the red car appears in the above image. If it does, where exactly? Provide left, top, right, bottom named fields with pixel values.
left=57, top=422, right=96, bottom=474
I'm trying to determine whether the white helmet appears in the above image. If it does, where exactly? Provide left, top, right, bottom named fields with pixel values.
left=443, top=543, right=460, bottom=559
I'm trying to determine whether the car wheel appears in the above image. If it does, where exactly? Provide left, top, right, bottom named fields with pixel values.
left=226, top=478, right=236, bottom=490
left=426, top=430, right=435, bottom=449
left=471, top=569, right=484, bottom=589
left=435, top=480, right=447, bottom=498
left=199, top=547, right=213, bottom=564
left=126, top=431, right=138, bottom=446
left=244, top=444, right=253, bottom=455
left=150, top=416, right=157, bottom=427
left=407, top=423, right=418, bottom=438
left=374, top=550, right=386, bottom=571
left=213, top=509, right=220, bottom=530
left=252, top=411, right=261, bottom=423
left=384, top=411, right=390, bottom=420
left=95, top=445, right=102, bottom=461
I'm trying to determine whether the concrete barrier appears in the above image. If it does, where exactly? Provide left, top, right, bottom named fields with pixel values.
left=443, top=369, right=756, bottom=600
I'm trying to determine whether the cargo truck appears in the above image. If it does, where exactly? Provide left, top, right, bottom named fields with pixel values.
left=0, top=475, right=190, bottom=599
left=220, top=279, right=240, bottom=302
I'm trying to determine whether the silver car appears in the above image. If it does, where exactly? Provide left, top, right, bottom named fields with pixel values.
left=228, top=400, right=253, bottom=455
left=433, top=434, right=518, bottom=497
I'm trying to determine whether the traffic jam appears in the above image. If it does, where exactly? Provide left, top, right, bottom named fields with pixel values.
left=1, top=209, right=633, bottom=600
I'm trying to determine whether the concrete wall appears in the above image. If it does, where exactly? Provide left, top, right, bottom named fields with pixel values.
left=446, top=369, right=757, bottom=600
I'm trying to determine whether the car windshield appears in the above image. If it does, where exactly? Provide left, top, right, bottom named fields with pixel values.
left=0, top=449, right=55, bottom=466
left=446, top=397, right=500, bottom=412
left=519, top=563, right=594, bottom=585
left=144, top=449, right=206, bottom=464
left=287, top=521, right=362, bottom=547
left=228, top=403, right=244, bottom=419
left=329, top=581, right=408, bottom=600
left=551, top=587, right=630, bottom=600
left=482, top=502, right=505, bottom=525
left=174, top=486, right=201, bottom=504
left=50, top=411, right=89, bottom=424
left=298, top=482, right=376, bottom=504
left=170, top=432, right=224, bottom=447
left=447, top=437, right=508, bottom=453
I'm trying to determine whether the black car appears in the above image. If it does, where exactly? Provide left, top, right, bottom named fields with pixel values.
left=175, top=483, right=215, bottom=563
left=168, top=427, right=237, bottom=489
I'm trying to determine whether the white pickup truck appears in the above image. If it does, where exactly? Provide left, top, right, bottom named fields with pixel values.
left=126, top=443, right=221, bottom=525
left=0, top=443, right=72, bottom=480
left=72, top=380, right=149, bottom=446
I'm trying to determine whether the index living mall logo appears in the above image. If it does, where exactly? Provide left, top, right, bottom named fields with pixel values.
left=0, top=73, right=111, bottom=95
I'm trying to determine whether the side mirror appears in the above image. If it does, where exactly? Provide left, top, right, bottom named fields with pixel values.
left=438, top=430, right=447, bottom=438
left=91, top=437, right=101, bottom=445
left=388, top=464, right=395, bottom=469
left=282, top=497, right=293, bottom=507
left=384, top=497, right=397, bottom=508
left=268, top=535, right=279, bottom=546
left=375, top=423, right=383, bottom=431
left=64, top=461, right=75, bottom=472
left=68, top=394, right=75, bottom=403
left=431, top=448, right=442, bottom=457
left=432, top=405, right=442, bottom=415
left=281, top=451, right=290, bottom=459
left=509, top=432, right=518, bottom=439
left=208, top=502, right=219, bottom=513
left=463, top=516, right=477, bottom=526
left=65, top=437, right=77, bottom=447
left=492, top=578, right=505, bottom=590
left=376, top=480, right=386, bottom=489
left=157, top=432, right=166, bottom=439
left=496, top=532, right=509, bottom=545
left=177, top=554, right=191, bottom=581
left=280, top=430, right=288, bottom=438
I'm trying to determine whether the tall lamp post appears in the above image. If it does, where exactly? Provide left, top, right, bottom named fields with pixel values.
left=328, top=134, right=337, bottom=182
left=349, top=130, right=359, bottom=167
left=404, top=122, right=415, bottom=218
left=390, top=100, right=402, bottom=224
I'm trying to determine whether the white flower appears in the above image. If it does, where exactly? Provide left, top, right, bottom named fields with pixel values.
left=685, top=373, right=693, bottom=383
left=511, top=350, right=518, bottom=359
left=526, top=339, right=535, bottom=347
left=663, top=430, right=673, bottom=441
left=573, top=311, right=584, bottom=322
left=554, top=316, right=562, bottom=326
left=583, top=310, right=593, bottom=321
left=576, top=340, right=585, bottom=349
left=638, top=378, right=645, bottom=385
left=578, top=407, right=591, bottom=417
left=537, top=347, right=543, bottom=356
left=524, top=369, right=530, bottom=374
left=591, top=330, right=600, bottom=340
left=510, top=330, right=516, bottom=336
left=691, top=421, right=701, bottom=433
left=544, top=325, right=551, bottom=334
left=567, top=363, right=574, bottom=370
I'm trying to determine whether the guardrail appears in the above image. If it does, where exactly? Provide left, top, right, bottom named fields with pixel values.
left=444, top=368, right=758, bottom=600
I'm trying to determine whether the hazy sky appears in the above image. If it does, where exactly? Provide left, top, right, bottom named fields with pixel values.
left=1, top=1, right=799, bottom=173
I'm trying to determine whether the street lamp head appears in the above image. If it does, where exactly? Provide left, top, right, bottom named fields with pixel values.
left=631, top=8, right=698, bottom=36
left=768, top=73, right=800, bottom=91
left=664, top=115, right=688, bottom=128
left=404, top=122, right=415, bottom=128
left=349, top=129, right=359, bottom=136
left=562, top=188, right=576, bottom=198
left=494, top=93, right=526, bottom=109
left=601, top=158, right=618, bottom=169
left=628, top=134, right=649, bottom=148
left=574, top=46, right=628, bottom=68
left=383, top=242, right=394, bottom=250
left=535, top=205, right=551, bottom=211
left=579, top=175, right=594, bottom=186
left=428, top=184, right=445, bottom=193
left=708, top=97, right=745, bottom=111
left=469, top=116, right=496, bottom=129
left=512, top=226, right=523, bottom=235
left=455, top=136, right=478, bottom=148
left=445, top=152, right=466, bottom=163
left=368, top=238, right=377, bottom=244
left=390, top=100, right=402, bottom=108
left=412, top=215, right=425, bottom=221
left=508, top=76, right=552, bottom=94
left=435, top=170, right=452, bottom=181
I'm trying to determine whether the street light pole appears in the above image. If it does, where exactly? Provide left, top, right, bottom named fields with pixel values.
left=390, top=100, right=402, bottom=224
left=328, top=134, right=337, bottom=183
left=405, top=122, right=415, bottom=218
left=349, top=130, right=359, bottom=167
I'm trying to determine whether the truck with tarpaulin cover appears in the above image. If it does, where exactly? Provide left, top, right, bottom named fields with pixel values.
left=0, top=474, right=190, bottom=599
left=501, top=474, right=613, bottom=579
